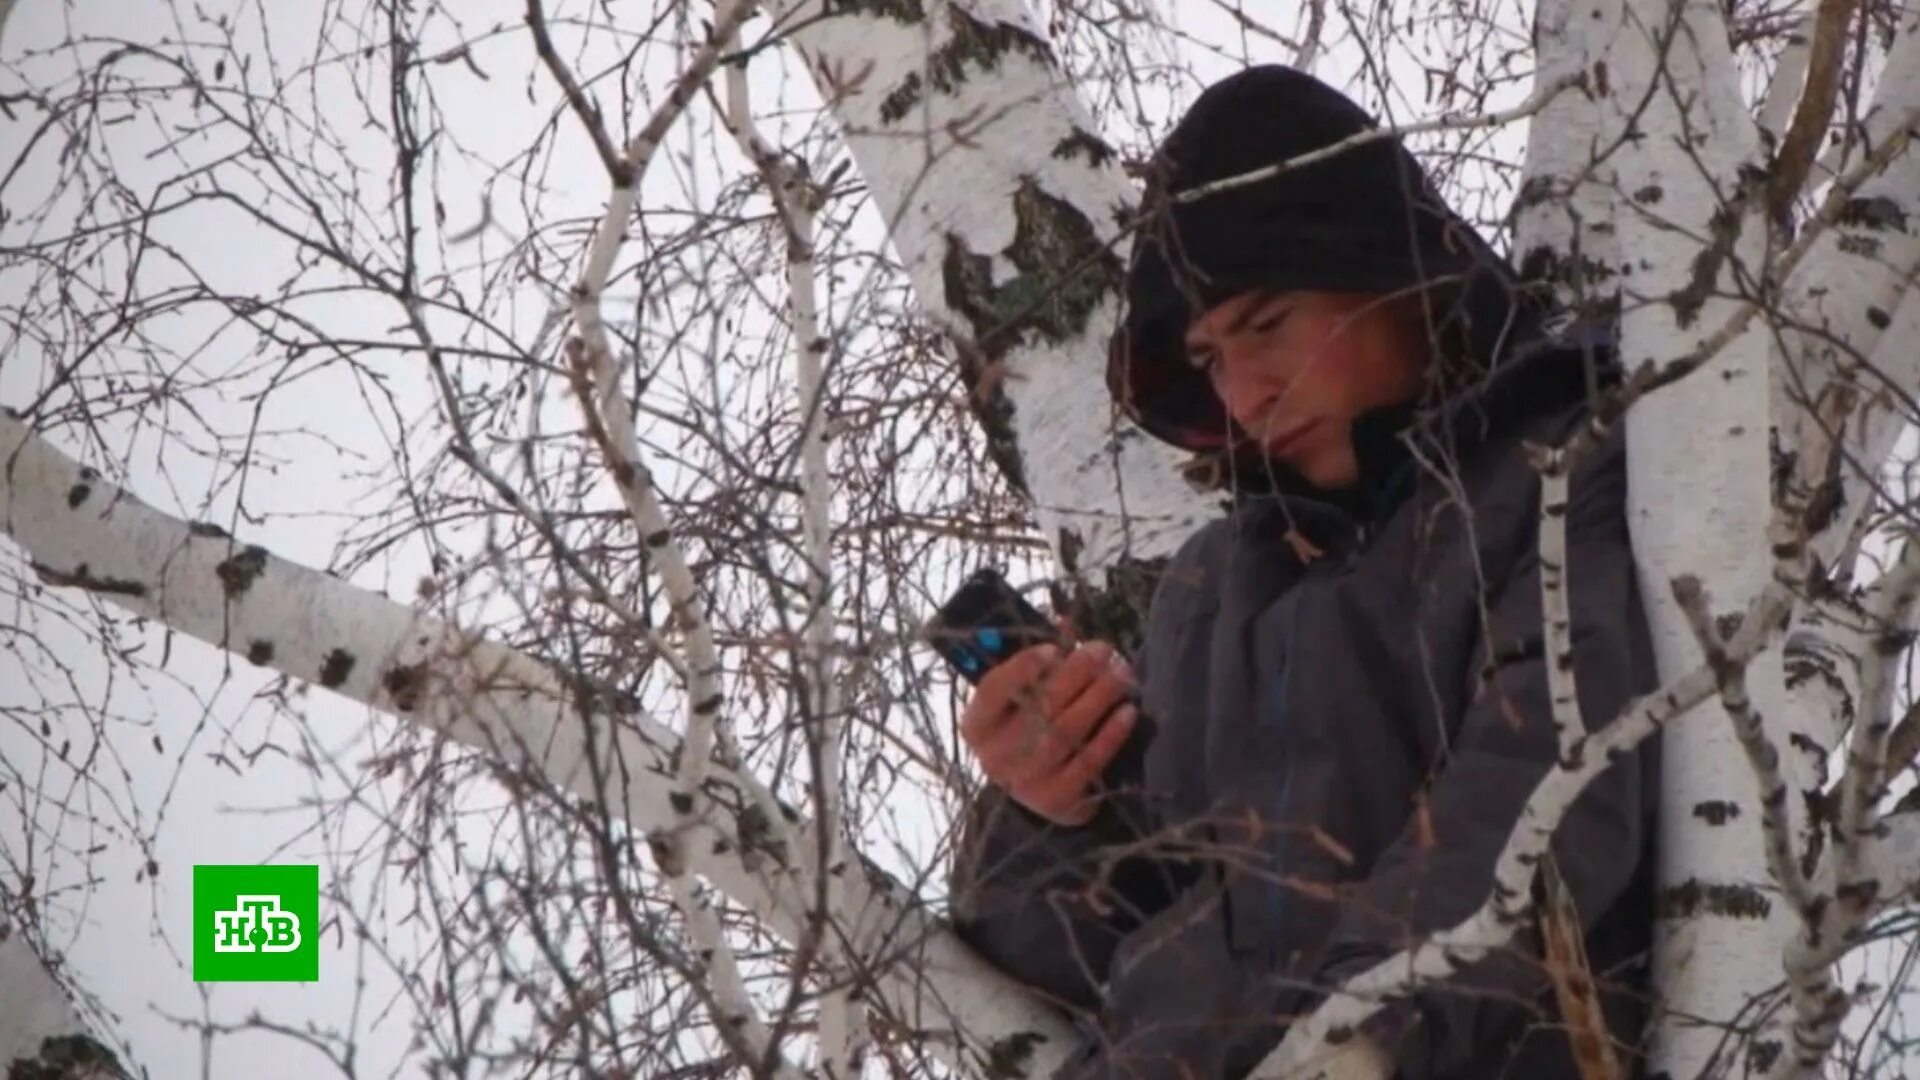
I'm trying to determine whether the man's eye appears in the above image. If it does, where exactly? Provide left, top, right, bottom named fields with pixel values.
left=1187, top=348, right=1218, bottom=371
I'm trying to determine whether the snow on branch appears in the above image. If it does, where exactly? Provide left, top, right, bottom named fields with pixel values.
left=0, top=410, right=1078, bottom=1077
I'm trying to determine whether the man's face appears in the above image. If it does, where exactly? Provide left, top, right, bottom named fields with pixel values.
left=1183, top=289, right=1426, bottom=489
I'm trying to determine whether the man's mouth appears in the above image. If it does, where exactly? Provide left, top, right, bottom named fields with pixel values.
left=1262, top=418, right=1318, bottom=454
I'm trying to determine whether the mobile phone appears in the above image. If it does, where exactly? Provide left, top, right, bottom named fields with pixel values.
left=923, top=567, right=1154, bottom=782
left=922, top=566, right=1065, bottom=684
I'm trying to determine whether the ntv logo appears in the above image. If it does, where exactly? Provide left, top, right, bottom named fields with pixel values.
left=212, top=895, right=302, bottom=953
left=194, top=865, right=319, bottom=982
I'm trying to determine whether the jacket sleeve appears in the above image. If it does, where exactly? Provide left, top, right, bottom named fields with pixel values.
left=949, top=784, right=1180, bottom=1013
left=948, top=647, right=1186, bottom=1015
left=1315, top=437, right=1659, bottom=1078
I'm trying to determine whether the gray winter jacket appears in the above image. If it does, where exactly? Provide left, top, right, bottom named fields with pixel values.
left=950, top=326, right=1660, bottom=1079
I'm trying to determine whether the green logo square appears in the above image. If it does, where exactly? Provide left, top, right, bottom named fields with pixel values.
left=193, top=865, right=319, bottom=982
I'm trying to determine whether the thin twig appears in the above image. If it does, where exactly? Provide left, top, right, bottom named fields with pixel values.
left=1171, top=73, right=1582, bottom=204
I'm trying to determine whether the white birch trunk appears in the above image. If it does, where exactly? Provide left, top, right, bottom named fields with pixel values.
left=1603, top=4, right=1799, bottom=1068
left=774, top=0, right=1218, bottom=580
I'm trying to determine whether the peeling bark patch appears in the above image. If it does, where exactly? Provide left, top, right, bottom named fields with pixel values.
left=878, top=7, right=1055, bottom=125
left=382, top=662, right=427, bottom=711
left=1692, top=800, right=1740, bottom=825
left=319, top=648, right=356, bottom=688
left=984, top=1031, right=1046, bottom=1079
left=65, top=482, right=91, bottom=508
left=214, top=544, right=269, bottom=597
left=30, top=560, right=148, bottom=598
left=1746, top=1038, right=1783, bottom=1073
left=1657, top=878, right=1771, bottom=919
left=246, top=639, right=275, bottom=666
left=10, top=1033, right=121, bottom=1080
left=942, top=178, right=1124, bottom=494
left=1051, top=127, right=1115, bottom=168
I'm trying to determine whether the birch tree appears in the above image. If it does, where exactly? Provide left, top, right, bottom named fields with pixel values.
left=3, top=0, right=1919, bottom=1077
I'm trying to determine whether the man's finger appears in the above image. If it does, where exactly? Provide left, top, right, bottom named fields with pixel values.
left=1032, top=705, right=1136, bottom=809
left=994, top=712, right=1076, bottom=787
left=960, top=644, right=1060, bottom=745
left=1049, top=672, right=1135, bottom=747
left=1039, top=643, right=1112, bottom=719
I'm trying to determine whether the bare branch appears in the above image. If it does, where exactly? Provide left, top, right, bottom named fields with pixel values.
left=0, top=411, right=1078, bottom=1076
left=1768, top=0, right=1861, bottom=220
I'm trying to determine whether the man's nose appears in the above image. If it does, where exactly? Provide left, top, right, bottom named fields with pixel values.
left=1213, top=347, right=1282, bottom=424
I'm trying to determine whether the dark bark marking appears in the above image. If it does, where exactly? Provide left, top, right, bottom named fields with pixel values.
left=942, top=179, right=1124, bottom=496
left=1692, top=800, right=1740, bottom=825
left=65, top=483, right=90, bottom=509
left=984, top=1032, right=1046, bottom=1080
left=876, top=7, right=1054, bottom=125
left=1051, top=127, right=1115, bottom=168
left=30, top=561, right=148, bottom=598
left=319, top=648, right=356, bottom=688
left=246, top=640, right=275, bottom=666
left=382, top=662, right=427, bottom=711
left=830, top=0, right=925, bottom=21
left=214, top=545, right=270, bottom=598
left=1839, top=195, right=1905, bottom=231
left=188, top=521, right=230, bottom=539
left=1657, top=878, right=1772, bottom=919
left=878, top=72, right=924, bottom=125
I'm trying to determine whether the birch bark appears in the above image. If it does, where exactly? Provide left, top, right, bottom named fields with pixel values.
left=1597, top=2, right=1803, bottom=1069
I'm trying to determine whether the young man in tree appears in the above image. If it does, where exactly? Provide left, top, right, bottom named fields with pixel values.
left=950, top=67, right=1661, bottom=1078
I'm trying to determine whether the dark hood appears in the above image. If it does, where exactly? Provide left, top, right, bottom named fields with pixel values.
left=1107, top=65, right=1561, bottom=498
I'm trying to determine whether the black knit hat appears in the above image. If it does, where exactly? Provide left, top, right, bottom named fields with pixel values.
left=1108, top=66, right=1542, bottom=460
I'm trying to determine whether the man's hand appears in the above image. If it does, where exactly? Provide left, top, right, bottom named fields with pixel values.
left=960, top=637, right=1138, bottom=827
